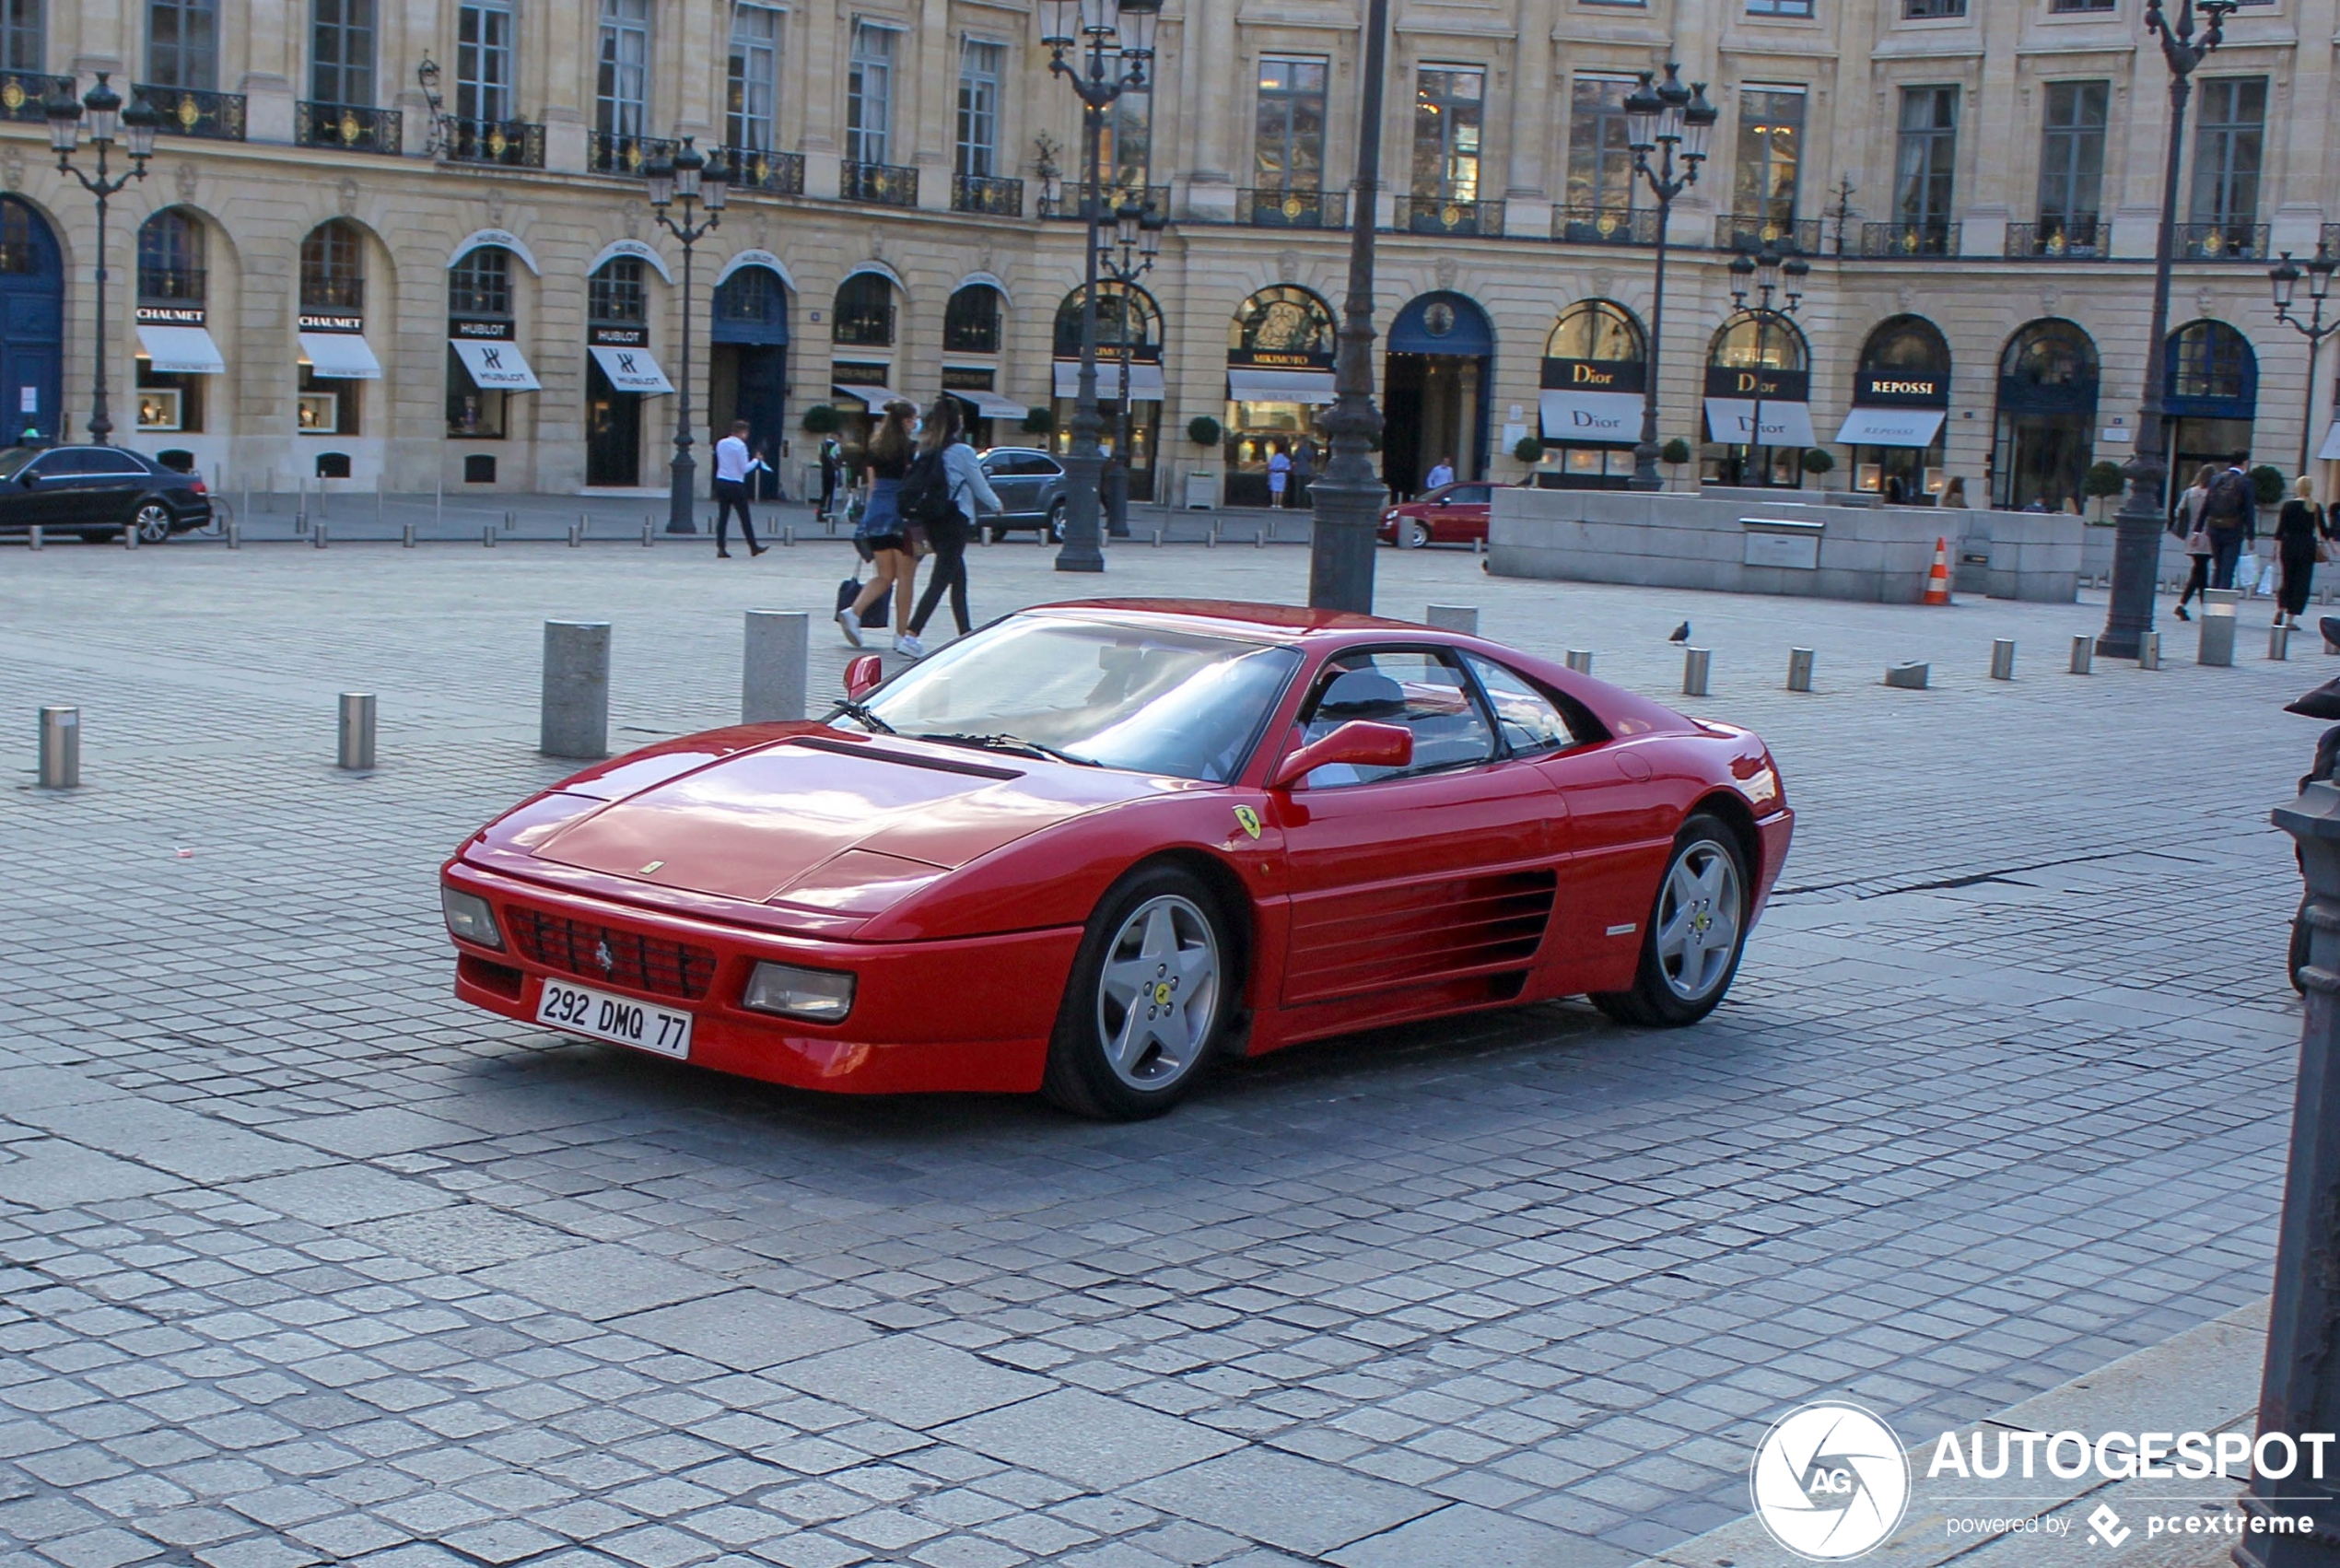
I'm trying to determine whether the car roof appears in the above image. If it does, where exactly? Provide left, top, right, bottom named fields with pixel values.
left=1032, top=598, right=1432, bottom=640
left=977, top=446, right=1054, bottom=458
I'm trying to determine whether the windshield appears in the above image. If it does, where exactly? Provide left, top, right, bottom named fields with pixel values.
left=0, top=448, right=38, bottom=479
left=832, top=616, right=1303, bottom=782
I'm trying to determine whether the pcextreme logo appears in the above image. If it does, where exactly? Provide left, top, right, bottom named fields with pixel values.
left=1749, top=1402, right=1912, bottom=1561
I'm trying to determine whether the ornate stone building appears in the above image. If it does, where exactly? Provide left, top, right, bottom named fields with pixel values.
left=3, top=0, right=2332, bottom=504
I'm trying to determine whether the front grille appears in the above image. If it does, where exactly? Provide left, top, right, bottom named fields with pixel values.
left=506, top=907, right=717, bottom=1000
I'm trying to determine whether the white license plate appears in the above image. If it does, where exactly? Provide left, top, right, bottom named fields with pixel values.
left=534, top=978, right=695, bottom=1059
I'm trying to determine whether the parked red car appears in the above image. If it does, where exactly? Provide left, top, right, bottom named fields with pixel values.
left=441, top=601, right=1792, bottom=1118
left=1379, top=481, right=1493, bottom=548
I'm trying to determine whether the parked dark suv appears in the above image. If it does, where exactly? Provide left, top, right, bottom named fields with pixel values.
left=976, top=447, right=1071, bottom=543
left=0, top=446, right=214, bottom=543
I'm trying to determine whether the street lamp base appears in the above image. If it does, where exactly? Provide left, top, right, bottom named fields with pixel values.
left=2095, top=504, right=2164, bottom=660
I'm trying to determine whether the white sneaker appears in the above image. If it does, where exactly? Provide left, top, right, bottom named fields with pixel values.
left=837, top=610, right=863, bottom=649
left=894, top=633, right=926, bottom=659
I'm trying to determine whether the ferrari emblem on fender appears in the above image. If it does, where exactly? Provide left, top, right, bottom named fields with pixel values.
left=1233, top=805, right=1262, bottom=840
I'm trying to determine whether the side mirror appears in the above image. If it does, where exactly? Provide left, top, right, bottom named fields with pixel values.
left=844, top=654, right=883, bottom=702
left=18, top=471, right=36, bottom=486
left=1269, top=720, right=1414, bottom=790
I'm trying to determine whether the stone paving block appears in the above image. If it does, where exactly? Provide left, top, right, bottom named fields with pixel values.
left=18, top=1102, right=325, bottom=1186
left=934, top=1389, right=1242, bottom=1490
left=226, top=1169, right=455, bottom=1228
left=609, top=1292, right=874, bottom=1372
left=472, top=1246, right=731, bottom=1321
left=1328, top=1501, right=1634, bottom=1568
left=272, top=1110, right=486, bottom=1161
left=1128, top=1449, right=1441, bottom=1557
left=771, top=1340, right=1051, bottom=1431
left=1, top=1145, right=183, bottom=1209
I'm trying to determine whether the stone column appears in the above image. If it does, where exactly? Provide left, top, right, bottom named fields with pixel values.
left=1500, top=0, right=1550, bottom=240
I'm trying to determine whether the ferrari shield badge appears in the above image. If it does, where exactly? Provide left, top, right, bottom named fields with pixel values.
left=1233, top=805, right=1263, bottom=840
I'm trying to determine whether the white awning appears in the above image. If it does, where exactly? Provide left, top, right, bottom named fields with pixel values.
left=298, top=332, right=382, bottom=380
left=1539, top=389, right=1643, bottom=445
left=591, top=343, right=673, bottom=393
left=2320, top=423, right=2340, bottom=462
left=1835, top=406, right=1946, bottom=448
left=136, top=324, right=224, bottom=375
left=1704, top=397, right=1817, bottom=448
left=831, top=382, right=902, bottom=410
left=450, top=337, right=541, bottom=391
left=1055, top=361, right=1168, bottom=400
left=1225, top=367, right=1337, bottom=404
left=954, top=390, right=1029, bottom=420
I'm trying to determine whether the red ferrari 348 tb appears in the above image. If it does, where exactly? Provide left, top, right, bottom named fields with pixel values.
left=441, top=601, right=1792, bottom=1118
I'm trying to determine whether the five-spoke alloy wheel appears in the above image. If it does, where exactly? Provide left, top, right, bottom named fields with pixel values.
left=1593, top=813, right=1750, bottom=1027
left=1044, top=865, right=1232, bottom=1118
left=132, top=501, right=175, bottom=545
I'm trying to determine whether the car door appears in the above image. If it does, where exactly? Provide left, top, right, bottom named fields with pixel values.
left=8, top=450, right=83, bottom=529
left=79, top=450, right=152, bottom=523
left=1269, top=647, right=1563, bottom=1008
left=1435, top=483, right=1493, bottom=542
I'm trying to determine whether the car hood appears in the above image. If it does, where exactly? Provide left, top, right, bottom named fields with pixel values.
left=530, top=733, right=1157, bottom=914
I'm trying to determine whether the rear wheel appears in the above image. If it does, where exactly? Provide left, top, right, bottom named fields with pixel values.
left=1047, top=498, right=1069, bottom=543
left=1592, top=813, right=1749, bottom=1027
left=1399, top=519, right=1431, bottom=550
left=1042, top=865, right=1231, bottom=1119
left=133, top=501, right=173, bottom=544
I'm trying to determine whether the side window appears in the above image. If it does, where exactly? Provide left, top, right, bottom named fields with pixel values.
left=1449, top=485, right=1492, bottom=505
left=30, top=451, right=83, bottom=476
left=1464, top=653, right=1579, bottom=755
left=1297, top=649, right=1496, bottom=787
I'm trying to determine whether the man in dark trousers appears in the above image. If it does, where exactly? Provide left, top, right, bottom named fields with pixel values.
left=817, top=435, right=844, bottom=524
left=713, top=420, right=766, bottom=559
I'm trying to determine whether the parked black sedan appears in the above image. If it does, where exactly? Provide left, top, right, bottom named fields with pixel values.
left=0, top=446, right=213, bottom=543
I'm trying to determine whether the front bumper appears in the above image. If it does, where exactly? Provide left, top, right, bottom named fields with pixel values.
left=444, top=860, right=1082, bottom=1094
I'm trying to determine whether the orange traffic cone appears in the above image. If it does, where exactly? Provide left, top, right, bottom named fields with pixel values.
left=1924, top=536, right=1952, bottom=606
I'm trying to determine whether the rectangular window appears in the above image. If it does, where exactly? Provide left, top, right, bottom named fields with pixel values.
left=456, top=0, right=513, bottom=123
left=2048, top=0, right=2114, bottom=11
left=2191, top=76, right=2265, bottom=228
left=1733, top=87, right=1805, bottom=230
left=1563, top=76, right=1640, bottom=213
left=728, top=5, right=781, bottom=152
left=1746, top=0, right=1813, bottom=14
left=596, top=0, right=649, bottom=138
left=1894, top=84, right=1959, bottom=228
left=1903, top=0, right=1964, bottom=14
left=2, top=0, right=39, bottom=73
left=1410, top=66, right=1483, bottom=203
left=147, top=0, right=216, bottom=89
left=956, top=39, right=1001, bottom=179
left=848, top=22, right=895, bottom=166
left=310, top=0, right=376, bottom=107
left=1254, top=55, right=1328, bottom=190
left=2036, top=79, right=2107, bottom=231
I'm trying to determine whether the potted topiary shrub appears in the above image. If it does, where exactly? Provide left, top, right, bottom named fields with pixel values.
left=2252, top=463, right=2288, bottom=510
left=1800, top=448, right=1835, bottom=483
left=2082, top=459, right=2127, bottom=521
left=801, top=404, right=841, bottom=434
left=1023, top=406, right=1055, bottom=437
left=1188, top=415, right=1223, bottom=447
left=1660, top=437, right=1692, bottom=491
left=1513, top=434, right=1546, bottom=465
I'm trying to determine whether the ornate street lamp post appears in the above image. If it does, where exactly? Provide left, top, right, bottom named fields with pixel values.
left=644, top=138, right=730, bottom=535
left=2100, top=0, right=2236, bottom=660
left=1100, top=198, right=1164, bottom=538
left=1622, top=64, right=1716, bottom=493
left=1725, top=243, right=1808, bottom=487
left=2270, top=244, right=2340, bottom=480
left=1041, top=0, right=1160, bottom=573
left=45, top=75, right=160, bottom=446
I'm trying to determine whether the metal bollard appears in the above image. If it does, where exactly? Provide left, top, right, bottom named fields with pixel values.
left=2272, top=622, right=2292, bottom=661
left=1256, top=528, right=1267, bottom=548
left=540, top=621, right=611, bottom=760
left=2070, top=634, right=2093, bottom=675
left=26, top=523, right=39, bottom=551
left=2199, top=588, right=2239, bottom=666
left=224, top=521, right=238, bottom=550
left=1885, top=661, right=1930, bottom=689
left=1564, top=649, right=1594, bottom=674
left=503, top=509, right=515, bottom=533
left=401, top=521, right=415, bottom=548
left=36, top=706, right=78, bottom=789
left=1989, top=638, right=2016, bottom=681
left=1786, top=648, right=1815, bottom=692
left=336, top=693, right=377, bottom=771
left=1206, top=531, right=1217, bottom=550
left=483, top=524, right=497, bottom=548
left=641, top=519, right=654, bottom=547
left=1424, top=604, right=1479, bottom=635
left=783, top=526, right=795, bottom=547
left=567, top=522, right=581, bottom=548
left=312, top=521, right=328, bottom=549
left=742, top=610, right=810, bottom=723
left=123, top=518, right=139, bottom=551
left=1682, top=647, right=1711, bottom=698
left=578, top=511, right=589, bottom=539
left=1036, top=526, right=1048, bottom=548
left=1152, top=529, right=1162, bottom=547
left=2140, top=630, right=2162, bottom=670
left=1474, top=536, right=1486, bottom=556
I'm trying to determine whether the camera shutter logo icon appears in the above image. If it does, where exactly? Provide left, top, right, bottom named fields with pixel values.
left=1749, top=1402, right=1910, bottom=1560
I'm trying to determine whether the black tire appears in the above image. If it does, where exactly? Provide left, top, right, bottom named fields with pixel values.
left=1047, top=498, right=1069, bottom=544
left=132, top=500, right=174, bottom=544
left=1041, top=864, right=1234, bottom=1119
left=1591, top=813, right=1750, bottom=1028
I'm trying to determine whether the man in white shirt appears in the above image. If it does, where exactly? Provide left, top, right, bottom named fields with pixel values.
left=712, top=420, right=766, bottom=558
left=1424, top=455, right=1457, bottom=493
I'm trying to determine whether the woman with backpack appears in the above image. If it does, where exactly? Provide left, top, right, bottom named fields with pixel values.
left=2202, top=460, right=2255, bottom=591
left=836, top=400, right=921, bottom=649
left=899, top=396, right=1001, bottom=659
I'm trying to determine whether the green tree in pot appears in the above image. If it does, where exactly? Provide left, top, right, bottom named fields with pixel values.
left=801, top=404, right=841, bottom=435
left=2082, top=460, right=2127, bottom=521
left=1660, top=437, right=1692, bottom=492
left=1513, top=434, right=1546, bottom=466
left=1800, top=448, right=1835, bottom=486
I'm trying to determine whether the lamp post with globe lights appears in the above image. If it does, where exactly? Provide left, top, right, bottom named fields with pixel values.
left=45, top=75, right=161, bottom=446
left=2270, top=244, right=2340, bottom=479
left=1621, top=64, right=1717, bottom=493
left=1040, top=0, right=1160, bottom=573
left=1725, top=243, right=1808, bottom=487
left=643, top=137, right=730, bottom=535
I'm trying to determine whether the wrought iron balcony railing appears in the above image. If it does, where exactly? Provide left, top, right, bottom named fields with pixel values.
left=0, top=72, right=72, bottom=123
left=2007, top=218, right=2111, bottom=259
left=588, top=131, right=676, bottom=176
left=1555, top=205, right=1656, bottom=245
left=295, top=101, right=402, bottom=155
left=1860, top=219, right=1960, bottom=258
left=841, top=160, right=918, bottom=206
left=137, top=266, right=205, bottom=303
left=443, top=117, right=544, bottom=168
left=831, top=303, right=896, bottom=346
left=138, top=84, right=245, bottom=141
left=727, top=146, right=803, bottom=195
left=1237, top=187, right=1345, bottom=228
left=1716, top=215, right=1820, bottom=254
left=952, top=172, right=1024, bottom=216
left=2177, top=221, right=2268, bottom=260
left=1396, top=194, right=1500, bottom=238
left=1040, top=182, right=1172, bottom=220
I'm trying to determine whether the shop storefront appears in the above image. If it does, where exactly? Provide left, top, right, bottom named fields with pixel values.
left=1702, top=313, right=1813, bottom=487
left=0, top=198, right=60, bottom=449
left=1385, top=291, right=1492, bottom=494
left=133, top=208, right=221, bottom=462
left=1223, top=284, right=1336, bottom=507
left=1991, top=319, right=2097, bottom=510
left=444, top=232, right=542, bottom=485
left=942, top=366, right=1029, bottom=451
left=296, top=220, right=380, bottom=467
left=2165, top=319, right=2256, bottom=493
left=583, top=240, right=673, bottom=488
left=709, top=251, right=790, bottom=498
left=1537, top=299, right=1645, bottom=490
left=1837, top=315, right=1950, bottom=501
left=1053, top=283, right=1163, bottom=500
left=943, top=277, right=1025, bottom=451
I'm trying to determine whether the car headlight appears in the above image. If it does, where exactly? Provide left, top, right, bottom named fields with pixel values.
left=441, top=887, right=502, bottom=949
left=742, top=962, right=856, bottom=1023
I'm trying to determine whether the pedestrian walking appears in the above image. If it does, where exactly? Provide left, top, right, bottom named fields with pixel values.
left=2203, top=457, right=2256, bottom=591
left=901, top=397, right=1002, bottom=658
left=1265, top=442, right=1291, bottom=509
left=2276, top=474, right=2328, bottom=628
left=1939, top=475, right=1969, bottom=508
left=712, top=420, right=766, bottom=558
left=1291, top=438, right=1314, bottom=505
left=2175, top=463, right=2217, bottom=621
left=1424, top=454, right=1457, bottom=492
left=837, top=400, right=920, bottom=648
left=817, top=434, right=843, bottom=523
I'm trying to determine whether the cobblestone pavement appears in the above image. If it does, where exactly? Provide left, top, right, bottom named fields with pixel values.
left=0, top=536, right=2313, bottom=1568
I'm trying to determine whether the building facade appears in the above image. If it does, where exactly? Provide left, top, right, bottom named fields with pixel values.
left=6, top=0, right=2337, bottom=504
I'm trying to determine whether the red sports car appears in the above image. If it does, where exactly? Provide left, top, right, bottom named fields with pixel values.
left=1378, top=482, right=1493, bottom=548
left=440, top=601, right=1792, bottom=1119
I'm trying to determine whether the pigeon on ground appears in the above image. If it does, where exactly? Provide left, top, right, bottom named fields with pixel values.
left=1668, top=621, right=1691, bottom=643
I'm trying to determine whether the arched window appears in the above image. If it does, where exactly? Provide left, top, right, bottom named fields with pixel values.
left=834, top=272, right=894, bottom=346
left=449, top=246, right=511, bottom=318
left=0, top=200, right=44, bottom=275
left=944, top=285, right=1002, bottom=354
left=1708, top=313, right=1808, bottom=372
left=715, top=265, right=785, bottom=330
left=299, top=220, right=363, bottom=312
left=1055, top=283, right=1161, bottom=358
left=137, top=209, right=205, bottom=303
left=589, top=257, right=646, bottom=323
left=1228, top=284, right=1336, bottom=359
left=2168, top=319, right=2254, bottom=404
left=1545, top=300, right=1645, bottom=364
left=1858, top=314, right=1949, bottom=379
left=2000, top=319, right=2098, bottom=394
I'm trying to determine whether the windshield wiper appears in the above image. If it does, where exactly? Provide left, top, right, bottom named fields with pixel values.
left=827, top=700, right=898, bottom=736
left=916, top=731, right=1099, bottom=766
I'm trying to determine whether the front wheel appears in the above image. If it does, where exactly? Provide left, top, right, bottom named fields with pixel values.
left=1592, top=813, right=1749, bottom=1027
left=1398, top=519, right=1431, bottom=550
left=133, top=501, right=174, bottom=544
left=1042, top=865, right=1232, bottom=1119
